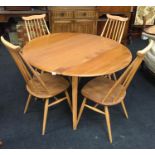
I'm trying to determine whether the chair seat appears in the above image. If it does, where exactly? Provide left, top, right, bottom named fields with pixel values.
left=26, top=73, right=69, bottom=98
left=81, top=76, right=126, bottom=106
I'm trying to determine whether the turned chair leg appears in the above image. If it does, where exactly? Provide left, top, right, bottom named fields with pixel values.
left=24, top=94, right=32, bottom=114
left=65, top=91, right=72, bottom=111
left=77, top=98, right=87, bottom=125
left=42, top=99, right=49, bottom=135
left=121, top=100, right=128, bottom=119
left=104, top=106, right=112, bottom=143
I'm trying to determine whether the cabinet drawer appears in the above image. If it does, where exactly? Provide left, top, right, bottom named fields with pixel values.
left=51, top=10, right=73, bottom=19
left=74, top=11, right=97, bottom=19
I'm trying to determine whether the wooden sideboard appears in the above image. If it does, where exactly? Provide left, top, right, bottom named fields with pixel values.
left=0, top=6, right=133, bottom=44
left=49, top=6, right=132, bottom=42
left=49, top=7, right=98, bottom=34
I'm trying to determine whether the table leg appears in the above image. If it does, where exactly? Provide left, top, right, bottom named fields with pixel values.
left=72, top=76, right=78, bottom=130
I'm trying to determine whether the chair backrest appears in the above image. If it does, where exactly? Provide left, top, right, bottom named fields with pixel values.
left=22, top=14, right=50, bottom=41
left=102, top=39, right=154, bottom=103
left=101, top=14, right=128, bottom=43
left=1, top=36, right=50, bottom=93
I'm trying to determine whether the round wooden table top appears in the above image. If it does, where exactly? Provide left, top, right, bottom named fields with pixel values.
left=23, top=33, right=132, bottom=77
left=144, top=25, right=155, bottom=35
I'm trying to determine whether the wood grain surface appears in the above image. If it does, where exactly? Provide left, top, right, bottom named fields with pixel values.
left=23, top=33, right=132, bottom=77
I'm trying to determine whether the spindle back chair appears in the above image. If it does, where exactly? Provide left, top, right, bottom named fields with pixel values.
left=1, top=36, right=71, bottom=135
left=101, top=14, right=128, bottom=43
left=1, top=36, right=49, bottom=91
left=22, top=14, right=50, bottom=41
left=77, top=39, right=154, bottom=143
left=101, top=14, right=128, bottom=80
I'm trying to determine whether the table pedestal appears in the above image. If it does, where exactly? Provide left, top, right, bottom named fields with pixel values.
left=72, top=77, right=78, bottom=130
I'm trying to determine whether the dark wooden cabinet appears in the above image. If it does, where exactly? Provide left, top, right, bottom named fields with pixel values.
left=49, top=7, right=98, bottom=34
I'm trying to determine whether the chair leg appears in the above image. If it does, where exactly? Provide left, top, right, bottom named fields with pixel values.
left=77, top=98, right=87, bottom=126
left=108, top=74, right=111, bottom=79
left=104, top=106, right=112, bottom=143
left=24, top=94, right=32, bottom=114
left=121, top=100, right=128, bottom=119
left=65, top=91, right=72, bottom=111
left=113, top=73, right=117, bottom=81
left=42, top=99, right=49, bottom=135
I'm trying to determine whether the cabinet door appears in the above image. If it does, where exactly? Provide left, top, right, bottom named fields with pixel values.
left=52, top=20, right=73, bottom=33
left=74, top=19, right=97, bottom=34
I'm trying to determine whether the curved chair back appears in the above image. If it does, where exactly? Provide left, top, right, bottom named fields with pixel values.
left=1, top=36, right=50, bottom=93
left=102, top=39, right=154, bottom=103
left=22, top=14, right=50, bottom=41
left=101, top=14, right=128, bottom=43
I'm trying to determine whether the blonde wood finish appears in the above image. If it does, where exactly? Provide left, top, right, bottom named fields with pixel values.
left=1, top=36, right=70, bottom=135
left=85, top=104, right=105, bottom=115
left=23, top=33, right=132, bottom=77
left=22, top=14, right=50, bottom=41
left=42, top=99, right=49, bottom=135
left=65, top=91, right=72, bottom=111
left=72, top=77, right=78, bottom=130
left=26, top=73, right=69, bottom=99
left=77, top=97, right=87, bottom=124
left=101, top=14, right=128, bottom=43
left=97, top=7, right=132, bottom=43
left=121, top=100, right=128, bottom=119
left=77, top=40, right=154, bottom=143
left=24, top=94, right=32, bottom=114
left=22, top=32, right=132, bottom=130
left=104, top=106, right=112, bottom=143
left=81, top=77, right=126, bottom=105
left=101, top=14, right=129, bottom=84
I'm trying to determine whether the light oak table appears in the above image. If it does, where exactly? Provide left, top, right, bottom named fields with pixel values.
left=22, top=33, right=132, bottom=130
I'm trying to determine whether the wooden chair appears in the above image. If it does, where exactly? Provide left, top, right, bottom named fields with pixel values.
left=77, top=39, right=154, bottom=143
left=1, top=36, right=71, bottom=135
left=101, top=14, right=129, bottom=80
left=22, top=14, right=50, bottom=41
left=101, top=14, right=128, bottom=43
